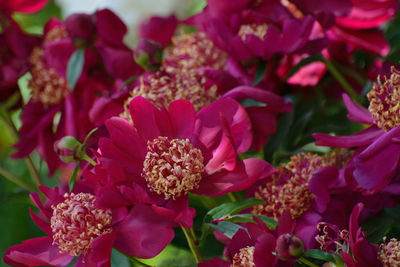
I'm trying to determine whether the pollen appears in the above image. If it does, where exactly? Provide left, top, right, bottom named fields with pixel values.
left=238, top=24, right=268, bottom=42
left=252, top=150, right=352, bottom=219
left=368, top=66, right=400, bottom=131
left=29, top=26, right=70, bottom=106
left=120, top=70, right=219, bottom=121
left=142, top=136, right=204, bottom=200
left=163, top=31, right=227, bottom=72
left=231, top=246, right=255, bottom=267
left=50, top=193, right=112, bottom=257
left=315, top=222, right=349, bottom=253
left=378, top=237, right=400, bottom=267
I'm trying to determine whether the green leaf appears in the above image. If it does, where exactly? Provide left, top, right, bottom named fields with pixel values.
left=253, top=60, right=268, bottom=86
left=208, top=221, right=246, bottom=239
left=69, top=160, right=81, bottom=192
left=203, top=198, right=265, bottom=223
left=111, top=249, right=131, bottom=267
left=224, top=214, right=277, bottom=229
left=284, top=54, right=323, bottom=81
left=303, top=249, right=335, bottom=263
left=362, top=214, right=393, bottom=243
left=67, top=48, right=85, bottom=90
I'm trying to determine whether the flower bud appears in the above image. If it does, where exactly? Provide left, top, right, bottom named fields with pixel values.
left=54, top=136, right=82, bottom=163
left=134, top=38, right=162, bottom=71
left=275, top=233, right=304, bottom=260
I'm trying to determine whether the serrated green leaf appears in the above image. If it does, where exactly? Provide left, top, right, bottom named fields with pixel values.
left=67, top=48, right=85, bottom=90
left=303, top=249, right=335, bottom=263
left=208, top=221, right=246, bottom=239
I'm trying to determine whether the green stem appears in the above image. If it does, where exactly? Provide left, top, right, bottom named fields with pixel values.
left=24, top=157, right=42, bottom=187
left=0, top=112, right=42, bottom=187
left=332, top=62, right=365, bottom=86
left=321, top=57, right=361, bottom=103
left=181, top=226, right=203, bottom=263
left=0, top=165, right=35, bottom=192
left=298, top=256, right=319, bottom=267
left=82, top=154, right=97, bottom=166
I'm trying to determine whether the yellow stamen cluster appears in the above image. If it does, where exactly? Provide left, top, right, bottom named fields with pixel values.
left=238, top=24, right=268, bottom=42
left=378, top=237, right=400, bottom=267
left=50, top=193, right=112, bottom=257
left=252, top=150, right=352, bottom=219
left=120, top=70, right=219, bottom=121
left=231, top=246, right=255, bottom=267
left=142, top=136, right=204, bottom=200
left=29, top=27, right=70, bottom=106
left=368, top=66, right=400, bottom=131
left=163, top=31, right=227, bottom=72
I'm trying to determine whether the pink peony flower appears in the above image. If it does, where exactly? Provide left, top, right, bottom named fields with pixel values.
left=4, top=185, right=175, bottom=266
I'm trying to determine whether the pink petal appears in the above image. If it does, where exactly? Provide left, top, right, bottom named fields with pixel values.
left=4, top=236, right=73, bottom=267
left=197, top=158, right=274, bottom=197
left=313, top=126, right=384, bottom=148
left=114, top=204, right=175, bottom=258
left=168, top=100, right=195, bottom=139
left=342, top=93, right=373, bottom=124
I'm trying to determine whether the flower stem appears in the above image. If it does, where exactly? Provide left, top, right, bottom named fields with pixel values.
left=0, top=112, right=42, bottom=187
left=298, top=256, right=319, bottom=267
left=24, top=157, right=42, bottom=187
left=0, top=165, right=35, bottom=191
left=181, top=226, right=203, bottom=263
left=321, top=57, right=361, bottom=103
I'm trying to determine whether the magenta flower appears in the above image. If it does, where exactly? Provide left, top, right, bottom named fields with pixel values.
left=4, top=185, right=175, bottom=266
left=201, top=211, right=304, bottom=266
left=313, top=67, right=400, bottom=195
left=315, top=203, right=381, bottom=266
left=0, top=0, right=48, bottom=14
left=139, top=15, right=177, bottom=46
left=93, top=96, right=274, bottom=227
left=12, top=9, right=141, bottom=174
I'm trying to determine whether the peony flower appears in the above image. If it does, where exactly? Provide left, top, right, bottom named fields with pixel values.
left=313, top=67, right=400, bottom=195
left=315, top=203, right=381, bottom=266
left=12, top=9, right=141, bottom=174
left=3, top=185, right=175, bottom=266
left=92, top=96, right=274, bottom=227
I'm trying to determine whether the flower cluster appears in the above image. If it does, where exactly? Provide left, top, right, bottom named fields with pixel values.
left=2, top=0, right=400, bottom=266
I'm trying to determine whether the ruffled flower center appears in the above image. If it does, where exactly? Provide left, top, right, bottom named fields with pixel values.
left=120, top=70, right=219, bottom=121
left=30, top=26, right=70, bottom=106
left=368, top=66, right=400, bottom=131
left=238, top=24, right=268, bottom=41
left=50, top=193, right=112, bottom=257
left=163, top=31, right=227, bottom=72
left=142, top=136, right=204, bottom=200
left=378, top=237, right=400, bottom=266
left=231, top=246, right=255, bottom=267
left=252, top=150, right=352, bottom=219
